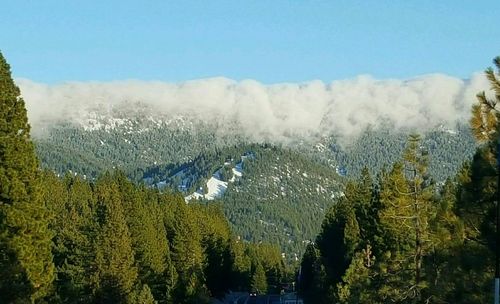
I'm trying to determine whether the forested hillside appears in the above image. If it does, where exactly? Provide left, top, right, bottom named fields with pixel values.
left=298, top=57, right=500, bottom=303
left=34, top=117, right=240, bottom=180
left=320, top=123, right=476, bottom=181
left=34, top=118, right=475, bottom=183
left=2, top=46, right=496, bottom=303
left=221, top=145, right=343, bottom=261
left=41, top=171, right=288, bottom=303
left=32, top=109, right=476, bottom=262
left=0, top=52, right=289, bottom=303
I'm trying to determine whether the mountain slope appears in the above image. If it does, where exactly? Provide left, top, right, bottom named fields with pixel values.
left=32, top=111, right=476, bottom=261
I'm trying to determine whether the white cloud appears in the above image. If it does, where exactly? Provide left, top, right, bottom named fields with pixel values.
left=17, top=73, right=491, bottom=142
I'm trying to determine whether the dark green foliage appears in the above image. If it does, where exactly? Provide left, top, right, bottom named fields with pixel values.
left=32, top=119, right=475, bottom=269
left=30, top=101, right=477, bottom=277
left=250, top=262, right=268, bottom=294
left=93, top=174, right=139, bottom=303
left=0, top=51, right=55, bottom=302
left=300, top=166, right=378, bottom=303
left=4, top=48, right=493, bottom=303
left=130, top=284, right=156, bottom=304
left=40, top=171, right=286, bottom=302
left=299, top=136, right=471, bottom=303
left=43, top=172, right=97, bottom=303
left=299, top=56, right=500, bottom=303
left=298, top=243, right=329, bottom=304
left=318, top=124, right=476, bottom=182
left=221, top=145, right=343, bottom=262
left=34, top=118, right=475, bottom=185
left=34, top=117, right=241, bottom=181
left=370, top=134, right=435, bottom=301
left=447, top=55, right=500, bottom=303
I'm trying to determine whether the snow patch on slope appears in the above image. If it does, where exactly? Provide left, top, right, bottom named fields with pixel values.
left=229, top=162, right=243, bottom=182
left=185, top=157, right=245, bottom=202
left=185, top=191, right=204, bottom=201
left=205, top=176, right=228, bottom=200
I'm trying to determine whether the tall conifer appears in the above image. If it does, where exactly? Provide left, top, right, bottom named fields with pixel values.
left=377, top=135, right=435, bottom=302
left=0, top=51, right=55, bottom=301
left=93, top=175, right=138, bottom=303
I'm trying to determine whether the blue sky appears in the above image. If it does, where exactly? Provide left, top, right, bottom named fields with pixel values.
left=1, top=1, right=499, bottom=84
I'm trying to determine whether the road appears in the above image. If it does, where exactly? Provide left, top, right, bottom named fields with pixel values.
left=236, top=294, right=282, bottom=304
left=223, top=292, right=302, bottom=304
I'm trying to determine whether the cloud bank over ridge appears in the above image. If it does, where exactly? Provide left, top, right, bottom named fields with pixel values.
left=17, top=73, right=490, bottom=141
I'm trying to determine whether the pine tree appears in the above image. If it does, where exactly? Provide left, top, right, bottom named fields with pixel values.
left=316, top=182, right=360, bottom=288
left=129, top=284, right=157, bottom=304
left=115, top=174, right=172, bottom=302
left=229, top=239, right=252, bottom=291
left=93, top=175, right=138, bottom=303
left=298, top=243, right=329, bottom=304
left=424, top=178, right=468, bottom=302
left=250, top=261, right=268, bottom=294
left=468, top=56, right=500, bottom=248
left=0, top=51, right=55, bottom=301
left=336, top=245, right=375, bottom=304
left=446, top=56, right=500, bottom=302
left=377, top=135, right=435, bottom=302
left=470, top=56, right=500, bottom=145
left=46, top=174, right=98, bottom=302
left=165, top=198, right=206, bottom=303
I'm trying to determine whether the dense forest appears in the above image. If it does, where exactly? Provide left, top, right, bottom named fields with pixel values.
left=0, top=52, right=290, bottom=303
left=39, top=171, right=290, bottom=303
left=143, top=143, right=345, bottom=260
left=298, top=57, right=500, bottom=303
left=34, top=117, right=475, bottom=184
left=221, top=145, right=343, bottom=261
left=30, top=89, right=476, bottom=268
left=31, top=109, right=476, bottom=265
left=3, top=47, right=500, bottom=303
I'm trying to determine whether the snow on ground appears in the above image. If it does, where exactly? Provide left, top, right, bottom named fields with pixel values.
left=185, top=156, right=245, bottom=202
left=205, top=176, right=228, bottom=200
left=229, top=162, right=243, bottom=182
left=185, top=191, right=204, bottom=202
left=185, top=173, right=228, bottom=202
left=233, top=162, right=243, bottom=177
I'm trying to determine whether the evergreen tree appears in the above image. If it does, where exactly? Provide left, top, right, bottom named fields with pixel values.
left=42, top=174, right=100, bottom=302
left=165, top=199, right=207, bottom=304
left=115, top=174, right=171, bottom=302
left=130, top=284, right=157, bottom=304
left=0, top=51, right=55, bottom=301
left=467, top=56, right=500, bottom=251
left=301, top=135, right=446, bottom=303
left=444, top=56, right=500, bottom=302
left=190, top=203, right=233, bottom=298
left=402, top=134, right=434, bottom=293
left=298, top=243, right=329, bottom=304
left=424, top=178, right=469, bottom=303
left=315, top=181, right=360, bottom=288
left=300, top=166, right=380, bottom=303
left=93, top=175, right=138, bottom=303
left=228, top=240, right=252, bottom=291
left=250, top=262, right=268, bottom=294
left=377, top=135, right=435, bottom=302
left=470, top=56, right=500, bottom=144
left=336, top=245, right=375, bottom=304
